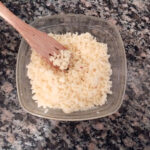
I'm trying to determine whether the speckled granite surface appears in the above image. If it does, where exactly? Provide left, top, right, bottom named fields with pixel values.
left=0, top=0, right=150, bottom=149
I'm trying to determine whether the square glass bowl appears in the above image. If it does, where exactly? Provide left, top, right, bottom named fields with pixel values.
left=16, top=14, right=127, bottom=121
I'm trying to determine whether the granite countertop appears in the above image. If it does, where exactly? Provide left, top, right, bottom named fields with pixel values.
left=0, top=0, right=150, bottom=149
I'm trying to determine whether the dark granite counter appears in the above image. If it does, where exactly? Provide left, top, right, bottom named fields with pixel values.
left=0, top=0, right=150, bottom=149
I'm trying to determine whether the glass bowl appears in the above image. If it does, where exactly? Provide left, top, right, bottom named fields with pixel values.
left=16, top=14, right=127, bottom=121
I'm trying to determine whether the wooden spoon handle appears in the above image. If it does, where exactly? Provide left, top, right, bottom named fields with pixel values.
left=0, top=2, right=22, bottom=27
left=0, top=2, right=43, bottom=44
left=0, top=2, right=66, bottom=59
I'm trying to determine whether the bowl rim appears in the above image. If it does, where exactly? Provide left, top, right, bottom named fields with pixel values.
left=16, top=14, right=127, bottom=121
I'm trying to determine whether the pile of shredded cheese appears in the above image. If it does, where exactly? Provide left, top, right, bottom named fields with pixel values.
left=27, top=32, right=112, bottom=113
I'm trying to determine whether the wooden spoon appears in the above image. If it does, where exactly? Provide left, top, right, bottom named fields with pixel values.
left=0, top=2, right=66, bottom=60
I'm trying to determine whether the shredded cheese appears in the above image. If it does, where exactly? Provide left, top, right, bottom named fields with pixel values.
left=27, top=32, right=112, bottom=113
